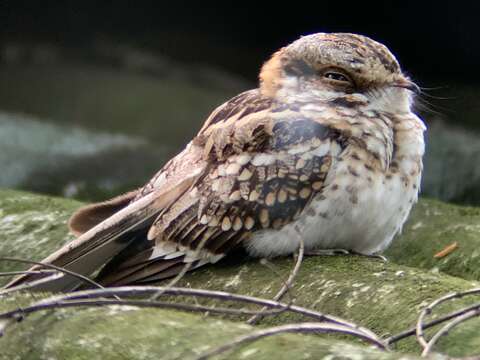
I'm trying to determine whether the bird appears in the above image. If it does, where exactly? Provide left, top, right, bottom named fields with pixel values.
left=5, top=32, right=425, bottom=292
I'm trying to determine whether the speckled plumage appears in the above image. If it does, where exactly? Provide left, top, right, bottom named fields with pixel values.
left=6, top=33, right=425, bottom=291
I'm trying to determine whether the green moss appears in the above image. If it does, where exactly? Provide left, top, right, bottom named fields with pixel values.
left=386, top=198, right=480, bottom=281
left=174, top=255, right=480, bottom=355
left=0, top=301, right=432, bottom=360
left=1, top=189, right=480, bottom=358
left=0, top=189, right=80, bottom=280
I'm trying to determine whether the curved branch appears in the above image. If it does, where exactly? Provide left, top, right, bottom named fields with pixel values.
left=416, top=288, right=480, bottom=354
left=247, top=236, right=304, bottom=325
left=422, top=307, right=480, bottom=356
left=195, top=322, right=388, bottom=360
left=0, top=285, right=380, bottom=343
left=387, top=302, right=480, bottom=345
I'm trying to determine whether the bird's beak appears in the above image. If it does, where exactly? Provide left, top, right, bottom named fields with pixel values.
left=392, top=78, right=420, bottom=94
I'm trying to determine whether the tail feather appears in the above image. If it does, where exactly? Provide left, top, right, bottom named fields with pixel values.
left=95, top=239, right=212, bottom=286
left=4, top=176, right=196, bottom=292
left=68, top=190, right=139, bottom=236
left=137, top=260, right=207, bottom=283
left=100, top=258, right=184, bottom=286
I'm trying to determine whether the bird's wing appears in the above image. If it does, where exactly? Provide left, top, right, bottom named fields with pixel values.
left=96, top=90, right=346, bottom=285
left=5, top=89, right=346, bottom=290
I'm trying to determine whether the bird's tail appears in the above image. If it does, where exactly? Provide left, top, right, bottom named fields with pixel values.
left=3, top=176, right=196, bottom=293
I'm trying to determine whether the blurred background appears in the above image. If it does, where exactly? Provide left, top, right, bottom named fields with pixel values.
left=0, top=1, right=479, bottom=204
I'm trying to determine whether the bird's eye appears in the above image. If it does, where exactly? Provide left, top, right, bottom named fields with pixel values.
left=324, top=71, right=351, bottom=83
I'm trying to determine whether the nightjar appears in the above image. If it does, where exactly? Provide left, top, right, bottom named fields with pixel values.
left=7, top=33, right=425, bottom=292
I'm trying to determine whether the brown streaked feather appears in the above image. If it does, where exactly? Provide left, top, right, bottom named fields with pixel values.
left=100, top=258, right=185, bottom=286
left=169, top=213, right=199, bottom=240
left=112, top=246, right=156, bottom=270
left=189, top=226, right=222, bottom=250
left=197, top=90, right=272, bottom=135
left=146, top=180, right=202, bottom=241
left=195, top=90, right=275, bottom=161
left=136, top=260, right=208, bottom=284
left=217, top=231, right=252, bottom=255
left=207, top=230, right=243, bottom=254
left=68, top=190, right=139, bottom=236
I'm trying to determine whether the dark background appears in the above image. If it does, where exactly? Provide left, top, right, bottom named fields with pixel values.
left=1, top=1, right=479, bottom=85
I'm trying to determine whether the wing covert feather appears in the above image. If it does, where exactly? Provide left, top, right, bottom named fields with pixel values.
left=148, top=90, right=344, bottom=257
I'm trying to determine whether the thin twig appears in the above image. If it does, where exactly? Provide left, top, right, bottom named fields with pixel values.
left=0, top=285, right=382, bottom=343
left=387, top=302, right=480, bottom=344
left=149, top=235, right=211, bottom=301
left=0, top=286, right=364, bottom=330
left=422, top=307, right=480, bottom=357
left=0, top=291, right=385, bottom=352
left=194, top=322, right=388, bottom=360
left=58, top=286, right=381, bottom=341
left=0, top=295, right=284, bottom=338
left=416, top=288, right=480, bottom=354
left=0, top=298, right=286, bottom=322
left=247, top=236, right=304, bottom=325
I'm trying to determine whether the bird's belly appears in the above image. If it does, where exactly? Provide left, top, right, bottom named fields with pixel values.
left=246, top=162, right=421, bottom=257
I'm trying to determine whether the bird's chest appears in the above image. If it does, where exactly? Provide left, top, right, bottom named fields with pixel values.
left=298, top=150, right=421, bottom=253
left=247, top=146, right=423, bottom=257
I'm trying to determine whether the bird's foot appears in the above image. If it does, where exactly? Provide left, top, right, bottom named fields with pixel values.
left=350, top=251, right=388, bottom=262
left=305, top=249, right=388, bottom=262
left=305, top=249, right=351, bottom=256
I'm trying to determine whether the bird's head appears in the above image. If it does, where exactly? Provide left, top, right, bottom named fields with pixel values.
left=260, top=33, right=418, bottom=114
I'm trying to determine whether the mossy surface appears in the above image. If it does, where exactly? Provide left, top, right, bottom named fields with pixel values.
left=0, top=189, right=479, bottom=358
left=174, top=255, right=480, bottom=356
left=0, top=299, right=436, bottom=360
left=386, top=198, right=480, bottom=281
left=0, top=189, right=79, bottom=279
